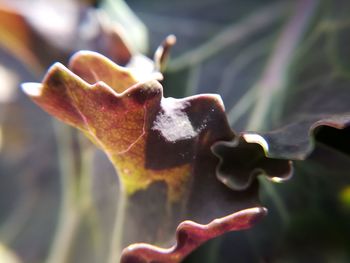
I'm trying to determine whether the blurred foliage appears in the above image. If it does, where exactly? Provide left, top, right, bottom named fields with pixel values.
left=0, top=0, right=350, bottom=262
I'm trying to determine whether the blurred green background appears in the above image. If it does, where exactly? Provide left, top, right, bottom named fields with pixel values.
left=1, top=0, right=350, bottom=262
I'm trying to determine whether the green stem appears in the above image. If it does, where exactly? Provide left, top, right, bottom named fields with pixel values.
left=107, top=185, right=128, bottom=263
left=46, top=207, right=80, bottom=263
left=78, top=138, right=103, bottom=262
left=46, top=122, right=81, bottom=263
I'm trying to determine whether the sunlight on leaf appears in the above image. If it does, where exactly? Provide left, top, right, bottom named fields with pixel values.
left=22, top=49, right=267, bottom=262
left=5, top=0, right=350, bottom=262
left=22, top=60, right=183, bottom=199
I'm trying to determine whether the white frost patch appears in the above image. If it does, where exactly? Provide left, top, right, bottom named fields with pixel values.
left=152, top=98, right=197, bottom=142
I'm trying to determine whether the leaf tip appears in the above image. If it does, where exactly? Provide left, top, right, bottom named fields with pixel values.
left=166, top=34, right=177, bottom=46
left=21, top=82, right=43, bottom=97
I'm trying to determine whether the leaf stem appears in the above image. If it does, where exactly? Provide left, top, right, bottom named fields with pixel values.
left=107, top=185, right=128, bottom=263
left=78, top=138, right=103, bottom=262
left=46, top=122, right=81, bottom=263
